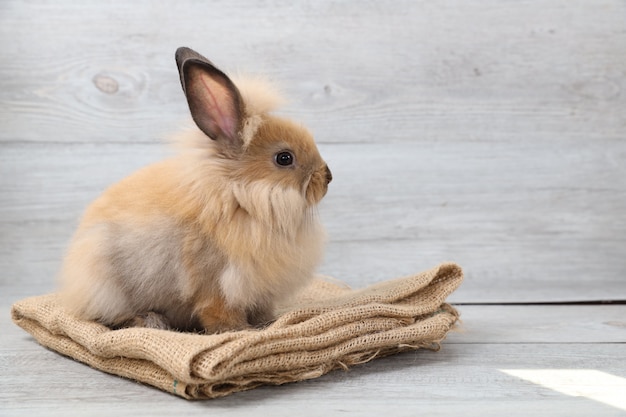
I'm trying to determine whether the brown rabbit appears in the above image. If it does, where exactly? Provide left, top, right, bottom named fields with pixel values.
left=60, top=47, right=332, bottom=333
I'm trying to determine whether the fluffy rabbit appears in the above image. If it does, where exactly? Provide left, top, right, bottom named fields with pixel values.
left=60, top=47, right=332, bottom=333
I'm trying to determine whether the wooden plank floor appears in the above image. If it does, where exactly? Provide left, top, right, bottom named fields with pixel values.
left=1, top=1, right=625, bottom=415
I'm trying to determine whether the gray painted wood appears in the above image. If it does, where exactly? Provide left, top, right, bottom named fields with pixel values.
left=2, top=0, right=625, bottom=302
left=2, top=0, right=626, bottom=415
left=2, top=302, right=625, bottom=416
left=2, top=139, right=624, bottom=302
left=2, top=0, right=625, bottom=146
left=5, top=344, right=625, bottom=417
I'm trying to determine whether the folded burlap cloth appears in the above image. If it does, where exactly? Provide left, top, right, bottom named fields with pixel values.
left=11, top=262, right=462, bottom=399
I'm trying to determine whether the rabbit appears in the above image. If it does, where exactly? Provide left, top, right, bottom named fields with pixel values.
left=59, top=47, right=332, bottom=333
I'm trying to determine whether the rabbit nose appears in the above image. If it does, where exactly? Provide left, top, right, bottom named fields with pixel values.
left=325, top=165, right=332, bottom=184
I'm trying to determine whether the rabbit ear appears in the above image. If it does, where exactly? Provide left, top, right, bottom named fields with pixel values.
left=175, top=47, right=243, bottom=148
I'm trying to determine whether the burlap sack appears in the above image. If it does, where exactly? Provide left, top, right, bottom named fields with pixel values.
left=11, top=262, right=463, bottom=399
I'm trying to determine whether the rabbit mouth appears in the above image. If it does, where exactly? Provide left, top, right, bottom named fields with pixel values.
left=305, top=164, right=331, bottom=206
left=324, top=165, right=333, bottom=184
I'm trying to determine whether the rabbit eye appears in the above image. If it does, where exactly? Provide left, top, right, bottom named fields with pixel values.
left=275, top=151, right=294, bottom=167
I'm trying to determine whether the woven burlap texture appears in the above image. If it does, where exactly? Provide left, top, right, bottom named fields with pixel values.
left=11, top=262, right=462, bottom=399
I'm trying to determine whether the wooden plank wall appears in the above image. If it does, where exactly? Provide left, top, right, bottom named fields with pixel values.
left=1, top=0, right=624, bottom=303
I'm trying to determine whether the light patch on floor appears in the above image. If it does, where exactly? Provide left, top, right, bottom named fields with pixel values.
left=501, top=369, right=626, bottom=412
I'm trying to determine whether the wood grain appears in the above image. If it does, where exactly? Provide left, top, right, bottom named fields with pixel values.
left=1, top=0, right=624, bottom=145
left=2, top=139, right=624, bottom=301
left=2, top=303, right=625, bottom=416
